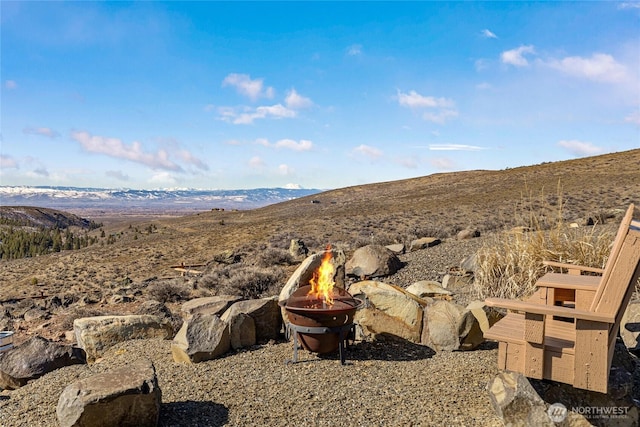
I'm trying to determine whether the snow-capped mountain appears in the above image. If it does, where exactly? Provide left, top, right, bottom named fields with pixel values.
left=0, top=186, right=323, bottom=212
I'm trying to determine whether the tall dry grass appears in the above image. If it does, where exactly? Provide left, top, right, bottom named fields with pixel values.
left=473, top=189, right=616, bottom=300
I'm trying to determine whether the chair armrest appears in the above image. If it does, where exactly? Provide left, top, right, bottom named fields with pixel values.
left=543, top=260, right=604, bottom=275
left=535, top=272, right=601, bottom=291
left=485, top=297, right=614, bottom=323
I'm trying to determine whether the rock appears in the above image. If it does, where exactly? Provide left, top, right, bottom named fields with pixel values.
left=289, top=239, right=309, bottom=261
left=488, top=371, right=553, bottom=426
left=279, top=248, right=347, bottom=308
left=74, top=315, right=173, bottom=363
left=621, top=300, right=640, bottom=353
left=181, top=295, right=242, bottom=318
left=421, top=300, right=477, bottom=351
left=345, top=245, right=403, bottom=278
left=406, top=281, right=452, bottom=299
left=456, top=229, right=480, bottom=240
left=23, top=307, right=49, bottom=322
left=108, top=294, right=133, bottom=304
left=460, top=253, right=478, bottom=274
left=0, top=336, right=85, bottom=390
left=171, top=313, right=230, bottom=363
left=56, top=359, right=161, bottom=427
left=349, top=281, right=426, bottom=343
left=224, top=312, right=256, bottom=350
left=221, top=298, right=281, bottom=342
left=385, top=243, right=405, bottom=254
left=213, top=250, right=241, bottom=264
left=409, top=237, right=441, bottom=251
left=136, top=299, right=183, bottom=336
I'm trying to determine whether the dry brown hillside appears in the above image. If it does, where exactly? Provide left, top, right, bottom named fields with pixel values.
left=0, top=149, right=638, bottom=342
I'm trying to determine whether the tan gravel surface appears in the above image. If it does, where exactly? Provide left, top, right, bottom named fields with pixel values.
left=0, top=338, right=503, bottom=426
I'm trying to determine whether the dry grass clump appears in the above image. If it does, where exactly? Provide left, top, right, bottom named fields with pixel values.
left=474, top=223, right=614, bottom=300
left=198, top=265, right=285, bottom=299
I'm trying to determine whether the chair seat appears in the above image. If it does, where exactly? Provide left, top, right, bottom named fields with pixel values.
left=484, top=312, right=576, bottom=354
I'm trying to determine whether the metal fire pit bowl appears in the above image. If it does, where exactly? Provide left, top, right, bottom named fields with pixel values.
left=280, top=285, right=363, bottom=360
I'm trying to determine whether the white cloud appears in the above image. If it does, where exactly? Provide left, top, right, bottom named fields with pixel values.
left=106, top=170, right=129, bottom=181
left=23, top=126, right=60, bottom=138
left=624, top=111, right=640, bottom=125
left=397, top=90, right=459, bottom=124
left=346, top=44, right=363, bottom=56
left=422, top=110, right=459, bottom=124
left=29, top=167, right=50, bottom=178
left=149, top=171, right=178, bottom=185
left=221, top=104, right=297, bottom=125
left=352, top=144, right=383, bottom=160
left=501, top=45, right=535, bottom=67
left=429, top=144, right=487, bottom=151
left=474, top=59, right=490, bottom=72
left=256, top=138, right=314, bottom=151
left=618, top=2, right=640, bottom=9
left=397, top=90, right=454, bottom=109
left=177, top=149, right=209, bottom=171
left=5, top=80, right=17, bottom=90
left=397, top=157, right=419, bottom=169
left=222, top=73, right=274, bottom=101
left=0, top=155, right=19, bottom=169
left=545, top=53, right=628, bottom=84
left=278, top=164, right=294, bottom=175
left=285, top=89, right=313, bottom=109
left=557, top=140, right=604, bottom=156
left=481, top=29, right=498, bottom=39
left=71, top=130, right=183, bottom=171
left=430, top=157, right=455, bottom=170
left=284, top=183, right=302, bottom=189
left=248, top=156, right=265, bottom=168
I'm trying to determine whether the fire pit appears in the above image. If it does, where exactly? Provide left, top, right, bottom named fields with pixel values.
left=279, top=247, right=363, bottom=364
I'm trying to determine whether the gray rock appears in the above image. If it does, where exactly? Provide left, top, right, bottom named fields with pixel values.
left=621, top=300, right=640, bottom=352
left=74, top=315, right=173, bottom=363
left=406, top=281, right=452, bottom=299
left=56, top=359, right=161, bottom=427
left=409, top=237, right=441, bottom=251
left=181, top=295, right=242, bottom=318
left=488, top=371, right=553, bottom=426
left=135, top=299, right=183, bottom=336
left=385, top=243, right=405, bottom=254
left=23, top=307, right=49, bottom=322
left=456, top=229, right=480, bottom=240
left=221, top=298, right=281, bottom=342
left=421, top=300, right=476, bottom=351
left=345, top=245, right=403, bottom=278
left=171, top=313, right=230, bottom=363
left=0, top=336, right=85, bottom=390
left=289, top=239, right=309, bottom=261
left=225, top=312, right=256, bottom=350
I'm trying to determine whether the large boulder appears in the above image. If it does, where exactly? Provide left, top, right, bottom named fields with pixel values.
left=171, top=313, right=230, bottom=363
left=279, top=248, right=347, bottom=303
left=181, top=295, right=242, bottom=318
left=406, top=281, right=452, bottom=299
left=488, top=371, right=553, bottom=426
left=349, top=281, right=426, bottom=343
left=56, top=359, right=161, bottom=427
left=224, top=312, right=256, bottom=350
left=221, top=298, right=281, bottom=342
left=289, top=239, right=309, bottom=261
left=421, top=300, right=479, bottom=351
left=345, top=245, right=403, bottom=279
left=74, top=315, right=173, bottom=363
left=0, top=336, right=85, bottom=390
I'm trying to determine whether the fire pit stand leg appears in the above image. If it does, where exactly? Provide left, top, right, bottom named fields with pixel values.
left=285, top=323, right=355, bottom=365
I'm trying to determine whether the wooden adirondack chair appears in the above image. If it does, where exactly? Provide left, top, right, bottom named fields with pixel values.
left=484, top=204, right=640, bottom=393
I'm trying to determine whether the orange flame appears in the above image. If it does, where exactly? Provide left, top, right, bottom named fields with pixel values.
left=308, top=245, right=335, bottom=306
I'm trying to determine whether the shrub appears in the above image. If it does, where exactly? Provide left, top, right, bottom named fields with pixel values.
left=147, top=280, right=191, bottom=303
left=199, top=264, right=285, bottom=299
left=256, top=247, right=295, bottom=267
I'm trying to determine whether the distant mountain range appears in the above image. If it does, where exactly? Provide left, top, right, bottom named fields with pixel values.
left=0, top=186, right=323, bottom=212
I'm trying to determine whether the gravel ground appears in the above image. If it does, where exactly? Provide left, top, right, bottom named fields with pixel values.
left=0, top=338, right=503, bottom=427
left=0, top=236, right=504, bottom=426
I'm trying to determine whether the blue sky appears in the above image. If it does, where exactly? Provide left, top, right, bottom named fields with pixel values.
left=1, top=1, right=639, bottom=190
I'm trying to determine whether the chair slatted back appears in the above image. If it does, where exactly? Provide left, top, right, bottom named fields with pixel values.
left=590, top=205, right=640, bottom=320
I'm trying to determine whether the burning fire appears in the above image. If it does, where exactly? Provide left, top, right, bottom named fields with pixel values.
left=308, top=245, right=335, bottom=306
